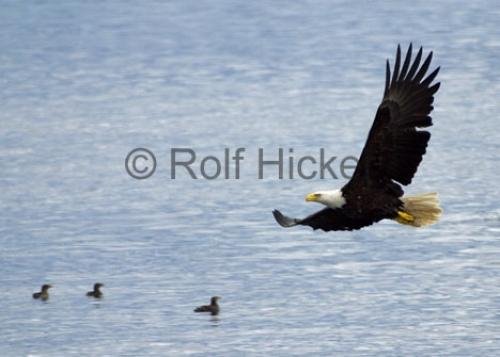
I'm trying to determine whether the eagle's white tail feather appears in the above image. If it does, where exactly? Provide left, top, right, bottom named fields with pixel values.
left=398, top=192, right=442, bottom=227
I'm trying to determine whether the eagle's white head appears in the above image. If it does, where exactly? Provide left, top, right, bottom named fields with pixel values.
left=305, top=189, right=346, bottom=209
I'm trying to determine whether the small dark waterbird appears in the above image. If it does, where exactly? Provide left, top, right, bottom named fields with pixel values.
left=33, top=284, right=52, bottom=301
left=273, top=44, right=442, bottom=232
left=194, top=296, right=220, bottom=316
left=86, top=283, right=104, bottom=298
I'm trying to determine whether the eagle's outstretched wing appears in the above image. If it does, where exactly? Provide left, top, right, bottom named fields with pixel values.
left=342, top=44, right=440, bottom=199
left=273, top=208, right=376, bottom=231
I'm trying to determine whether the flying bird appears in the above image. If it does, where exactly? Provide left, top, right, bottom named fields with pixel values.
left=194, top=296, right=220, bottom=316
left=33, top=284, right=52, bottom=301
left=273, top=44, right=442, bottom=232
left=86, top=283, right=104, bottom=298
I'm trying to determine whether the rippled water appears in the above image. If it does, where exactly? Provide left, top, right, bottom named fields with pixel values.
left=1, top=1, right=500, bottom=355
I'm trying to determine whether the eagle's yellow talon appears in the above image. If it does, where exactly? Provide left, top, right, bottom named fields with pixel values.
left=396, top=211, right=414, bottom=224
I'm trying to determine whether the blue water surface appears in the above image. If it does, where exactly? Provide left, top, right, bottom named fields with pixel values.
left=1, top=1, right=500, bottom=355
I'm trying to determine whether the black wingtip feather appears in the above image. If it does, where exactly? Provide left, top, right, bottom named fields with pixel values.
left=405, top=46, right=423, bottom=80
left=429, top=82, right=440, bottom=95
left=399, top=43, right=413, bottom=79
left=385, top=60, right=390, bottom=94
left=391, top=45, right=401, bottom=85
left=413, top=51, right=433, bottom=82
left=421, top=66, right=440, bottom=87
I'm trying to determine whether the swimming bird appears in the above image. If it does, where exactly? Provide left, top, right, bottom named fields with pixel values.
left=86, top=283, right=104, bottom=298
left=273, top=44, right=442, bottom=231
left=194, top=296, right=220, bottom=315
left=33, top=284, right=52, bottom=301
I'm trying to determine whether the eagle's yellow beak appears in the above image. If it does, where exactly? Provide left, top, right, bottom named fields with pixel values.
left=305, top=193, right=320, bottom=202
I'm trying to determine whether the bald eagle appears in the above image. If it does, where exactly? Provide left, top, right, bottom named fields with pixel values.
left=273, top=44, right=442, bottom=231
